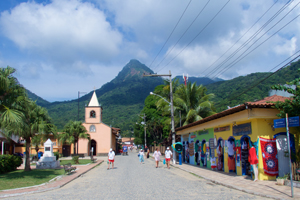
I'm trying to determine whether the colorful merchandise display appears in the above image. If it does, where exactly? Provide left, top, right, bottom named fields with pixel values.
left=260, top=137, right=278, bottom=176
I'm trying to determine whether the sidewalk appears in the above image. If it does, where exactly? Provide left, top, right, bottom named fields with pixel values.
left=0, top=159, right=103, bottom=198
left=170, top=161, right=300, bottom=200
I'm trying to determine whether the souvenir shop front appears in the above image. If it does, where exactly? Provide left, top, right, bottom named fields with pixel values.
left=176, top=96, right=298, bottom=181
left=181, top=129, right=214, bottom=168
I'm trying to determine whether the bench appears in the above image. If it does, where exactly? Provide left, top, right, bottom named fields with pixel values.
left=91, top=158, right=97, bottom=163
left=71, top=154, right=85, bottom=158
left=63, top=163, right=76, bottom=174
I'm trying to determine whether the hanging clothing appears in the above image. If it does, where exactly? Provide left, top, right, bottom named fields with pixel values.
left=210, top=157, right=217, bottom=169
left=217, top=145, right=223, bottom=171
left=260, top=137, right=278, bottom=176
left=228, top=156, right=235, bottom=171
left=227, top=141, right=234, bottom=156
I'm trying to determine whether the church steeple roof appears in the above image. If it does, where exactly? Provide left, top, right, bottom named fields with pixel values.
left=88, top=91, right=100, bottom=107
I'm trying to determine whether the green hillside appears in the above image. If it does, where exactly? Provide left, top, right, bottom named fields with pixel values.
left=206, top=59, right=300, bottom=112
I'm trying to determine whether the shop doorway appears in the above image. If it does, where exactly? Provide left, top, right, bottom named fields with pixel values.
left=201, top=139, right=207, bottom=167
left=62, top=145, right=71, bottom=157
left=185, top=141, right=189, bottom=163
left=195, top=140, right=200, bottom=165
left=182, top=141, right=186, bottom=163
left=240, top=135, right=251, bottom=176
left=227, top=137, right=236, bottom=173
left=91, top=140, right=97, bottom=156
left=217, top=138, right=224, bottom=171
left=274, top=132, right=296, bottom=177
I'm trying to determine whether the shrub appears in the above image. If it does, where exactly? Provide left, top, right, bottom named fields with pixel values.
left=53, top=152, right=59, bottom=161
left=0, top=155, right=22, bottom=174
left=72, top=156, right=79, bottom=164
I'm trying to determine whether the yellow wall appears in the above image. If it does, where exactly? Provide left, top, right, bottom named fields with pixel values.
left=177, top=107, right=295, bottom=181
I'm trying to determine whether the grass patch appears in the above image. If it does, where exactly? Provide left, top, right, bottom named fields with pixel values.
left=59, top=159, right=91, bottom=165
left=0, top=169, right=65, bottom=190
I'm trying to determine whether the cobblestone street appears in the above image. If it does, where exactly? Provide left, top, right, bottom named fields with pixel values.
left=9, top=152, right=265, bottom=200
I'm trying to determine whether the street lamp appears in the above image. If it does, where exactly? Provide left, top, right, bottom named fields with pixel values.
left=144, top=70, right=176, bottom=164
left=136, top=113, right=147, bottom=148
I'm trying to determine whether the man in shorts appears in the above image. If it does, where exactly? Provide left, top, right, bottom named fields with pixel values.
left=108, top=148, right=115, bottom=170
left=165, top=147, right=173, bottom=169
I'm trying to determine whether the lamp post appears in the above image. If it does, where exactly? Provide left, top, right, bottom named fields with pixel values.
left=137, top=114, right=147, bottom=149
left=78, top=91, right=87, bottom=121
left=144, top=70, right=176, bottom=164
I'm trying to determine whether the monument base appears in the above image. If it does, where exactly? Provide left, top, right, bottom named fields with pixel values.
left=36, top=156, right=60, bottom=169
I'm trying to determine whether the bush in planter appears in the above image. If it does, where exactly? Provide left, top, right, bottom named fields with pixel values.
left=72, top=156, right=79, bottom=164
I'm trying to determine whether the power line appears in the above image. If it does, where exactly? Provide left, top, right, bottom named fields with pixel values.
left=156, top=0, right=231, bottom=73
left=228, top=50, right=300, bottom=101
left=206, top=0, right=294, bottom=78
left=152, top=0, right=210, bottom=71
left=201, top=0, right=279, bottom=76
left=212, top=1, right=300, bottom=79
left=148, top=0, right=192, bottom=69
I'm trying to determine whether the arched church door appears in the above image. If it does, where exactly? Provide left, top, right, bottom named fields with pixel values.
left=91, top=140, right=97, bottom=156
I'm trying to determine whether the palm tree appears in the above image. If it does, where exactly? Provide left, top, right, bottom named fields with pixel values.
left=174, top=82, right=216, bottom=126
left=59, top=120, right=89, bottom=155
left=5, top=99, right=56, bottom=171
left=0, top=66, right=25, bottom=126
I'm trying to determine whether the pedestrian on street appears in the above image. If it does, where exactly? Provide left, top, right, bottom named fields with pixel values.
left=145, top=146, right=150, bottom=159
left=165, top=147, right=173, bottom=169
left=107, top=148, right=115, bottom=170
left=153, top=148, right=161, bottom=168
left=139, top=149, right=144, bottom=164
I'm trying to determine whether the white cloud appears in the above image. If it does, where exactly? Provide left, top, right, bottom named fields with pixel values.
left=0, top=0, right=122, bottom=69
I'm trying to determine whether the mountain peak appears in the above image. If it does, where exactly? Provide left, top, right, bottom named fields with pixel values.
left=113, top=59, right=154, bottom=83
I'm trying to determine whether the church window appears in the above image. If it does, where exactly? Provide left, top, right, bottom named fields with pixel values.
left=90, top=110, right=96, bottom=118
left=90, top=125, right=96, bottom=132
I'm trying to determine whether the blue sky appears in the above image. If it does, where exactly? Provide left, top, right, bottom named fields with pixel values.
left=0, top=0, right=299, bottom=102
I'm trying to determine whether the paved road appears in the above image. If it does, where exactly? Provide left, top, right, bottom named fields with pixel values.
left=9, top=152, right=266, bottom=200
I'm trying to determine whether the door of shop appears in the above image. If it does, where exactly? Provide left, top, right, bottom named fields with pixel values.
left=62, top=145, right=70, bottom=157
left=276, top=135, right=289, bottom=177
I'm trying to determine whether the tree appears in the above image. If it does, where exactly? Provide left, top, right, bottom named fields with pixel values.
left=0, top=66, right=25, bottom=126
left=59, top=120, right=89, bottom=155
left=4, top=99, right=56, bottom=171
left=271, top=69, right=300, bottom=159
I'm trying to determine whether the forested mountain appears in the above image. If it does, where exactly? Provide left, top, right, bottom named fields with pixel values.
left=34, top=59, right=164, bottom=131
left=175, top=76, right=223, bottom=85
left=28, top=58, right=300, bottom=133
left=206, top=60, right=300, bottom=112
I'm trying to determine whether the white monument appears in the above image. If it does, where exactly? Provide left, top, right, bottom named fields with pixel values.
left=36, top=139, right=60, bottom=169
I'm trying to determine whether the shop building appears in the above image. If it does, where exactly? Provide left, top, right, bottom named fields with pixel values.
left=176, top=95, right=298, bottom=181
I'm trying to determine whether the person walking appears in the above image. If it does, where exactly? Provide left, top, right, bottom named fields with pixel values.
left=165, top=147, right=173, bottom=169
left=107, top=148, right=115, bottom=170
left=139, top=149, right=144, bottom=164
left=153, top=148, right=161, bottom=168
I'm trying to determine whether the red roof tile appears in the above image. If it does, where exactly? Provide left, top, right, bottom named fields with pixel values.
left=246, top=95, right=290, bottom=106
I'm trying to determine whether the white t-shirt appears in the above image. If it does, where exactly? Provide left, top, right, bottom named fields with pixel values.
left=108, top=151, right=115, bottom=160
left=165, top=150, right=172, bottom=158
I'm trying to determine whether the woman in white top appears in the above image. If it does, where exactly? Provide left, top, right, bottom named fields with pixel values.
left=153, top=148, right=162, bottom=168
left=139, top=149, right=144, bottom=164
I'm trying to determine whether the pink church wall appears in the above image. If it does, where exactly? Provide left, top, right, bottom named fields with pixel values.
left=78, top=123, right=113, bottom=156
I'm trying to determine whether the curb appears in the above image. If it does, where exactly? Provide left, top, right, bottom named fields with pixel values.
left=171, top=164, right=287, bottom=200
left=0, top=160, right=103, bottom=198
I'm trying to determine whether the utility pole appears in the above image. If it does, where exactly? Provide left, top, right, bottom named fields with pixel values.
left=143, top=70, right=176, bottom=164
left=78, top=91, right=86, bottom=121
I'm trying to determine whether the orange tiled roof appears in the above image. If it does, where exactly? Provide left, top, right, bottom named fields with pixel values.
left=246, top=95, right=291, bottom=106
left=176, top=95, right=290, bottom=132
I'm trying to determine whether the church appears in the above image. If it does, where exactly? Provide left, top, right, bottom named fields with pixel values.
left=78, top=91, right=120, bottom=156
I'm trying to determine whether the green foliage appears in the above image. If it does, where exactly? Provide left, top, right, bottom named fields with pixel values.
left=72, top=156, right=79, bottom=164
left=0, top=155, right=22, bottom=174
left=53, top=151, right=60, bottom=161
left=59, top=120, right=89, bottom=155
